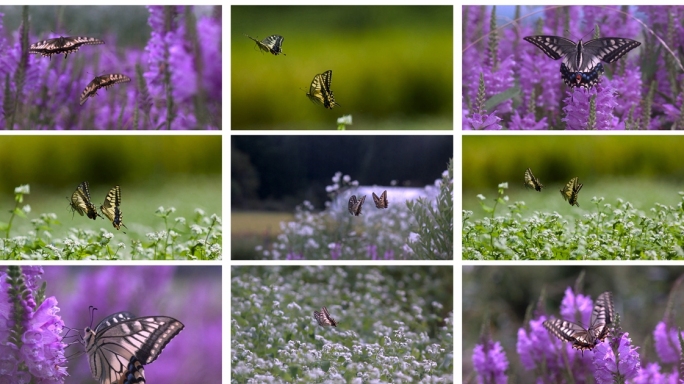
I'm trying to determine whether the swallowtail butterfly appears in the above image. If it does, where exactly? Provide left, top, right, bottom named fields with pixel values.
left=29, top=36, right=104, bottom=60
left=245, top=34, right=286, bottom=56
left=84, top=311, right=183, bottom=384
left=543, top=291, right=614, bottom=351
left=80, top=74, right=131, bottom=105
left=523, top=35, right=640, bottom=88
left=560, top=177, right=583, bottom=207
left=313, top=306, right=337, bottom=327
left=348, top=194, right=366, bottom=216
left=524, top=168, right=544, bottom=192
left=306, top=70, right=340, bottom=109
left=118, top=356, right=145, bottom=384
left=68, top=181, right=102, bottom=220
left=372, top=190, right=388, bottom=209
left=100, top=186, right=128, bottom=231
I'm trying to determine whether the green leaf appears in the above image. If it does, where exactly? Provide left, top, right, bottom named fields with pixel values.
left=485, top=86, right=520, bottom=112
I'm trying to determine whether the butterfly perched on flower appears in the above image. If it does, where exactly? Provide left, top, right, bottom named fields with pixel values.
left=524, top=168, right=544, bottom=192
left=29, top=36, right=104, bottom=59
left=348, top=195, right=366, bottom=216
left=84, top=311, right=184, bottom=384
left=68, top=181, right=102, bottom=220
left=245, top=34, right=286, bottom=56
left=560, top=177, right=583, bottom=207
left=80, top=74, right=131, bottom=105
left=313, top=306, right=337, bottom=327
left=523, top=35, right=640, bottom=88
left=306, top=70, right=340, bottom=109
left=372, top=190, right=388, bottom=209
left=544, top=292, right=614, bottom=351
left=100, top=186, right=128, bottom=231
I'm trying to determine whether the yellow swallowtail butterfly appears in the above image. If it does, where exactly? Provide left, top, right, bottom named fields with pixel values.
left=348, top=194, right=366, bottom=216
left=306, top=70, right=340, bottom=109
left=372, top=190, right=388, bottom=209
left=524, top=168, right=544, bottom=191
left=313, top=306, right=337, bottom=327
left=560, top=177, right=583, bottom=207
left=543, top=292, right=614, bottom=351
left=245, top=34, right=286, bottom=56
left=68, top=181, right=101, bottom=220
left=100, top=186, right=128, bottom=230
left=29, top=36, right=104, bottom=59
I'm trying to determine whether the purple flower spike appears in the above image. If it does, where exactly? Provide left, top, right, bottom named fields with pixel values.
left=654, top=321, right=684, bottom=364
left=472, top=339, right=508, bottom=384
left=592, top=332, right=640, bottom=383
left=559, top=287, right=592, bottom=326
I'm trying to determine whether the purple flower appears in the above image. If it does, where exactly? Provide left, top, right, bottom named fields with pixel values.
left=367, top=244, right=378, bottom=260
left=383, top=249, right=394, bottom=260
left=517, top=316, right=564, bottom=380
left=632, top=362, right=671, bottom=384
left=559, top=287, right=592, bottom=325
left=654, top=321, right=683, bottom=364
left=592, top=332, right=640, bottom=383
left=562, top=85, right=622, bottom=130
left=508, top=110, right=548, bottom=130
left=472, top=339, right=508, bottom=384
left=464, top=112, right=502, bottom=130
left=330, top=243, right=341, bottom=260
left=286, top=252, right=303, bottom=260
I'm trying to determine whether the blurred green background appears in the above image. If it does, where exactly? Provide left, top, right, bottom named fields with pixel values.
left=0, top=136, right=221, bottom=238
left=463, top=266, right=684, bottom=382
left=463, top=136, right=684, bottom=218
left=231, top=6, right=453, bottom=130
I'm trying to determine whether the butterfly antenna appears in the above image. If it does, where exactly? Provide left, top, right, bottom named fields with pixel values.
left=88, top=306, right=98, bottom=328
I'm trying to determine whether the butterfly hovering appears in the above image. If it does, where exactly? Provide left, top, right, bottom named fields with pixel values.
left=306, top=70, right=340, bottom=109
left=560, top=177, right=583, bottom=207
left=313, top=306, right=337, bottom=327
left=245, top=34, right=286, bottom=56
left=68, top=181, right=102, bottom=220
left=100, top=186, right=128, bottom=231
left=372, top=190, right=388, bottom=209
left=523, top=35, right=640, bottom=88
left=543, top=292, right=614, bottom=351
left=348, top=194, right=366, bottom=216
left=80, top=74, right=131, bottom=105
left=29, top=36, right=104, bottom=59
left=524, top=168, right=544, bottom=192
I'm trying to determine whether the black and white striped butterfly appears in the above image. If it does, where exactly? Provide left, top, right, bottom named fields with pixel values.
left=80, top=74, right=131, bottom=105
left=306, top=70, right=340, bottom=109
left=524, top=168, right=544, bottom=192
left=372, top=190, right=388, bottom=209
left=84, top=311, right=184, bottom=384
left=245, top=34, right=286, bottom=56
left=543, top=291, right=614, bottom=351
left=523, top=35, right=640, bottom=88
left=68, top=181, right=102, bottom=220
left=348, top=195, right=366, bottom=216
left=119, top=356, right=145, bottom=384
left=30, top=36, right=104, bottom=59
left=560, top=177, right=583, bottom=207
left=100, top=186, right=128, bottom=231
left=313, top=306, right=337, bottom=327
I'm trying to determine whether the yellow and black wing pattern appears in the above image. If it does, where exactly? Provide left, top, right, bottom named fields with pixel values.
left=372, top=190, right=388, bottom=209
left=245, top=34, right=286, bottom=56
left=524, top=168, right=544, bottom=191
left=313, top=306, right=338, bottom=327
left=80, top=74, right=131, bottom=105
left=29, top=36, right=104, bottom=59
left=543, top=292, right=613, bottom=351
left=117, top=356, right=145, bottom=384
left=560, top=177, right=583, bottom=207
left=306, top=70, right=340, bottom=109
left=68, top=181, right=101, bottom=220
left=100, top=186, right=128, bottom=230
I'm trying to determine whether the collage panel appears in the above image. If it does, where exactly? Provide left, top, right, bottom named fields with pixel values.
left=231, top=265, right=454, bottom=382
left=0, top=5, right=221, bottom=130
left=231, top=135, right=453, bottom=260
left=462, top=135, right=684, bottom=259
left=0, top=265, right=221, bottom=383
left=0, top=135, right=222, bottom=260
left=231, top=5, right=453, bottom=131
left=461, top=5, right=684, bottom=130
left=463, top=266, right=684, bottom=383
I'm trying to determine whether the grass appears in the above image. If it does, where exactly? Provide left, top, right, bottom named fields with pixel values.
left=232, top=211, right=294, bottom=260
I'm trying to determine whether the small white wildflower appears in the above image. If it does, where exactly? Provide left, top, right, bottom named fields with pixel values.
left=343, top=175, right=351, bottom=183
left=14, top=185, right=30, bottom=194
left=498, top=182, right=508, bottom=188
left=22, top=205, right=31, bottom=213
left=194, top=208, right=205, bottom=216
left=332, top=171, right=342, bottom=183
left=477, top=194, right=486, bottom=200
left=337, top=114, right=352, bottom=125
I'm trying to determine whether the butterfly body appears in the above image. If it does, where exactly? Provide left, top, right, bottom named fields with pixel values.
left=348, top=194, right=366, bottom=216
left=524, top=168, right=544, bottom=191
left=245, top=34, right=286, bottom=56
left=30, top=36, right=104, bottom=59
left=69, top=181, right=101, bottom=220
left=544, top=292, right=614, bottom=351
left=80, top=74, right=131, bottom=105
left=313, top=306, right=337, bottom=327
left=306, top=70, right=340, bottom=109
left=523, top=35, right=640, bottom=88
left=372, top=190, right=388, bottom=208
left=560, top=177, right=583, bottom=207
left=100, top=186, right=128, bottom=230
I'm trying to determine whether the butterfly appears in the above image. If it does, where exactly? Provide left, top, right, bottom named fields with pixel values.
left=245, top=34, right=286, bottom=56
left=524, top=168, right=544, bottom=192
left=313, top=306, right=337, bottom=327
left=306, top=70, right=340, bottom=109
left=68, top=181, right=102, bottom=220
left=348, top=194, right=366, bottom=216
left=372, top=190, right=388, bottom=209
left=100, top=186, right=128, bottom=231
left=29, top=36, right=104, bottom=59
left=560, top=177, right=583, bottom=207
left=84, top=311, right=184, bottom=384
left=523, top=35, right=640, bottom=88
left=543, top=291, right=614, bottom=351
left=80, top=74, right=131, bottom=105
left=118, top=356, right=144, bottom=384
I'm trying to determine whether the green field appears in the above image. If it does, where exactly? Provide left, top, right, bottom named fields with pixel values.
left=231, top=211, right=293, bottom=260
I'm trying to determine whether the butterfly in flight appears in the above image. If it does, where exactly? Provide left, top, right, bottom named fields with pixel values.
left=523, top=35, right=640, bottom=88
left=313, top=306, right=337, bottom=327
left=372, top=190, right=388, bottom=209
left=524, top=168, right=544, bottom=192
left=100, top=186, right=128, bottom=231
left=306, top=70, right=340, bottom=109
left=348, top=195, right=366, bottom=216
left=543, top=291, right=614, bottom=352
left=245, top=34, right=286, bottom=56
left=68, top=181, right=102, bottom=220
left=30, top=36, right=104, bottom=59
left=80, top=74, right=131, bottom=105
left=560, top=177, right=583, bottom=207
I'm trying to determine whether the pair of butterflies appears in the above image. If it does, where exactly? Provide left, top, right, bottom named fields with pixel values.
left=69, top=181, right=128, bottom=230
left=348, top=190, right=389, bottom=216
left=543, top=291, right=614, bottom=351
left=524, top=168, right=583, bottom=207
left=313, top=306, right=337, bottom=327
left=29, top=36, right=131, bottom=104
left=84, top=311, right=184, bottom=384
left=523, top=34, right=640, bottom=88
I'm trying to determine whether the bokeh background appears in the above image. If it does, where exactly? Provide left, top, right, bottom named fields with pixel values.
left=463, top=266, right=684, bottom=382
left=463, top=135, right=684, bottom=219
left=0, top=136, right=221, bottom=239
left=231, top=6, right=453, bottom=130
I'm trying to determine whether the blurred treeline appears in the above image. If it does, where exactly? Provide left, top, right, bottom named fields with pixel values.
left=463, top=266, right=684, bottom=381
left=232, top=135, right=453, bottom=210
left=463, top=136, right=684, bottom=189
left=231, top=6, right=453, bottom=130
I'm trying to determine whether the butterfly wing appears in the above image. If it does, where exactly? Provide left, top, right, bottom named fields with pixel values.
left=590, top=291, right=614, bottom=341
left=583, top=37, right=641, bottom=64
left=348, top=195, right=358, bottom=215
left=306, top=74, right=326, bottom=106
left=353, top=195, right=366, bottom=216
left=524, top=168, right=543, bottom=191
left=70, top=181, right=100, bottom=220
left=372, top=190, right=388, bottom=208
left=80, top=74, right=131, bottom=105
left=569, top=178, right=583, bottom=207
left=116, top=356, right=145, bottom=384
left=320, top=70, right=339, bottom=109
left=261, top=34, right=285, bottom=55
left=100, top=186, right=126, bottom=230
left=29, top=36, right=104, bottom=59
left=560, top=177, right=580, bottom=206
left=314, top=307, right=337, bottom=327
left=523, top=35, right=578, bottom=61
left=543, top=318, right=596, bottom=351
